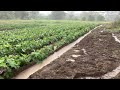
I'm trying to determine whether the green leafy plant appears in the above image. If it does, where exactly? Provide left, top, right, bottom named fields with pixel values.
left=0, top=20, right=100, bottom=78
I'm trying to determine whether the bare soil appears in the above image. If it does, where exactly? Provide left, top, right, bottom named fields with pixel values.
left=110, top=31, right=120, bottom=79
left=28, top=26, right=120, bottom=79
left=112, top=72, right=120, bottom=79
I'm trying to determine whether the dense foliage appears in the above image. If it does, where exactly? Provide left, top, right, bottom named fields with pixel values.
left=0, top=20, right=100, bottom=79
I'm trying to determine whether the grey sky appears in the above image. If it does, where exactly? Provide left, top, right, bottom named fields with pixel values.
left=39, top=11, right=51, bottom=15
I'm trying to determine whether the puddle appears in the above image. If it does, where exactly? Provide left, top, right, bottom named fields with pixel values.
left=13, top=25, right=103, bottom=79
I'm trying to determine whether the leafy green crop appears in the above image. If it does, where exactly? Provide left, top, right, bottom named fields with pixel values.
left=0, top=20, right=101, bottom=79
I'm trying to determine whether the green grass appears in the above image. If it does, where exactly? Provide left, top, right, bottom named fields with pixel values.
left=0, top=20, right=104, bottom=79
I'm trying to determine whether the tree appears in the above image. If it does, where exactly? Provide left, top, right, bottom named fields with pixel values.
left=112, top=11, right=120, bottom=28
left=80, top=11, right=96, bottom=21
left=87, top=15, right=95, bottom=21
left=104, top=11, right=119, bottom=21
left=14, top=11, right=29, bottom=19
left=29, top=11, right=39, bottom=19
left=50, top=11, right=66, bottom=20
left=0, top=11, right=15, bottom=19
left=81, top=17, right=86, bottom=21
left=96, top=15, right=105, bottom=21
left=66, top=11, right=75, bottom=20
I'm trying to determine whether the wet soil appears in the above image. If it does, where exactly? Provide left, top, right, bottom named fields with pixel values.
left=112, top=72, right=120, bottom=79
left=28, top=26, right=120, bottom=79
left=110, top=32, right=120, bottom=79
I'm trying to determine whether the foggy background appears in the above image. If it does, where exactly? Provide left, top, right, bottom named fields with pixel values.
left=0, top=11, right=119, bottom=21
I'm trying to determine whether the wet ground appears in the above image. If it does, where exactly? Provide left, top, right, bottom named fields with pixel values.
left=28, top=26, right=120, bottom=79
left=111, top=31, right=120, bottom=79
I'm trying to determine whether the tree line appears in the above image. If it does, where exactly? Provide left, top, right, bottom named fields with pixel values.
left=0, top=11, right=119, bottom=21
left=0, top=11, right=40, bottom=20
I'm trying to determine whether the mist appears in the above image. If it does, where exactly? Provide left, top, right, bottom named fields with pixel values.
left=0, top=11, right=120, bottom=21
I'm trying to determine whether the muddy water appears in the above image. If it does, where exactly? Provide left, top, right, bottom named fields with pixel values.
left=13, top=25, right=103, bottom=79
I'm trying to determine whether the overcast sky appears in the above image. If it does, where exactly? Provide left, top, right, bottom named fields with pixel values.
left=39, top=11, right=51, bottom=15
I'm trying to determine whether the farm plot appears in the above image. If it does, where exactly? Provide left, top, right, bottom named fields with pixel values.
left=28, top=25, right=120, bottom=79
left=0, top=20, right=100, bottom=79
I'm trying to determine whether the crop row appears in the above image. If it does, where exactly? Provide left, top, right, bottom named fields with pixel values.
left=0, top=20, right=99, bottom=79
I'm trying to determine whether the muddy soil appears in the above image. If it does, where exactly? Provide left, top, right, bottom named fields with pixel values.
left=114, top=32, right=120, bottom=40
left=28, top=26, right=120, bottom=79
left=112, top=72, right=120, bottom=79
left=111, top=32, right=120, bottom=79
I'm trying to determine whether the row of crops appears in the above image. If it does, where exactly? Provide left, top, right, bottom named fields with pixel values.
left=0, top=20, right=100, bottom=79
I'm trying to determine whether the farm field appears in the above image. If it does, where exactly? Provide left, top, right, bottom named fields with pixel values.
left=28, top=24, right=120, bottom=79
left=0, top=20, right=104, bottom=79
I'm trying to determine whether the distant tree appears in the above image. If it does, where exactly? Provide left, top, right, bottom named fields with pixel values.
left=14, top=11, right=21, bottom=19
left=14, top=11, right=29, bottom=19
left=66, top=11, right=75, bottom=20
left=80, top=11, right=96, bottom=21
left=50, top=11, right=66, bottom=20
left=81, top=17, right=86, bottom=21
left=114, top=11, right=120, bottom=21
left=112, top=11, right=120, bottom=28
left=104, top=11, right=119, bottom=21
left=96, top=15, right=105, bottom=21
left=0, top=11, right=15, bottom=19
left=87, top=15, right=95, bottom=21
left=80, top=12, right=88, bottom=17
left=29, top=11, right=39, bottom=19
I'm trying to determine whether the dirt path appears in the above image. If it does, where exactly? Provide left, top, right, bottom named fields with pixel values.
left=28, top=25, right=120, bottom=79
